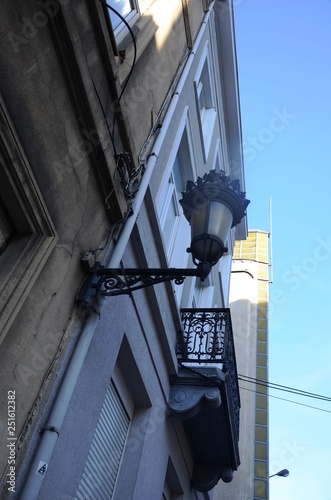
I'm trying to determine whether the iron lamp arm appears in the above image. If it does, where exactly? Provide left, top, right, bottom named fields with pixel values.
left=77, top=262, right=212, bottom=305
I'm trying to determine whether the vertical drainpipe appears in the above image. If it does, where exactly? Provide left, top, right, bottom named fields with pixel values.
left=19, top=10, right=212, bottom=499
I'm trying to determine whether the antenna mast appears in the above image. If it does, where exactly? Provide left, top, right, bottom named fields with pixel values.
left=269, top=196, right=273, bottom=283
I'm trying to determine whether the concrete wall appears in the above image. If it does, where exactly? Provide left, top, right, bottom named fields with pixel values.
left=215, top=261, right=259, bottom=500
left=0, top=1, right=125, bottom=483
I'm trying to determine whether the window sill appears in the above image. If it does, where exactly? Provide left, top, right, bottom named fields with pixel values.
left=0, top=234, right=56, bottom=344
left=117, top=13, right=158, bottom=85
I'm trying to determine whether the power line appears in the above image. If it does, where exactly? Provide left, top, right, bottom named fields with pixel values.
left=238, top=374, right=331, bottom=403
left=240, top=386, right=331, bottom=414
left=96, top=0, right=138, bottom=156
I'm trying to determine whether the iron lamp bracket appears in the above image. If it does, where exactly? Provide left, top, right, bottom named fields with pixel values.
left=77, top=261, right=212, bottom=307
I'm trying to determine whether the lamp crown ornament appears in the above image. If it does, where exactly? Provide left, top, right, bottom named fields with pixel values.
left=180, top=170, right=249, bottom=223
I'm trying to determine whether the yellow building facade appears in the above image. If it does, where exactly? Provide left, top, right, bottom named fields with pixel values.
left=216, top=230, right=270, bottom=500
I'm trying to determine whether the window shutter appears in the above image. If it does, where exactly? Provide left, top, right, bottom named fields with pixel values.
left=76, top=377, right=131, bottom=499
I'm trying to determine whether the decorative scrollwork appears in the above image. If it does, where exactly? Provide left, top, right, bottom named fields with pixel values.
left=94, top=269, right=192, bottom=296
left=177, top=309, right=228, bottom=363
left=226, top=332, right=240, bottom=438
left=177, top=308, right=240, bottom=437
left=77, top=263, right=211, bottom=304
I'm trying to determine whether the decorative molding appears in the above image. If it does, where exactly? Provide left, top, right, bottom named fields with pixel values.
left=192, top=463, right=234, bottom=491
left=168, top=385, right=221, bottom=420
left=0, top=97, right=57, bottom=342
left=169, top=366, right=240, bottom=492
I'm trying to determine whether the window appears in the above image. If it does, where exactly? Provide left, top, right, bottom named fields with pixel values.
left=190, top=272, right=214, bottom=309
left=157, top=121, right=195, bottom=266
left=158, top=155, right=185, bottom=256
left=212, top=138, right=228, bottom=175
left=106, top=0, right=139, bottom=41
left=162, top=481, right=171, bottom=500
left=194, top=44, right=217, bottom=162
left=0, top=199, right=14, bottom=254
left=0, top=97, right=56, bottom=343
left=102, top=0, right=158, bottom=84
left=107, top=0, right=136, bottom=30
left=197, top=61, right=213, bottom=117
left=162, top=458, right=184, bottom=500
left=76, top=365, right=134, bottom=500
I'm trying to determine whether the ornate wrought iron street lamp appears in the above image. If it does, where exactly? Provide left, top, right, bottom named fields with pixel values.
left=180, top=170, right=249, bottom=266
left=78, top=171, right=249, bottom=302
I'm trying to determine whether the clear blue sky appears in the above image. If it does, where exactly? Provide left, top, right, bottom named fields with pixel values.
left=234, top=1, right=331, bottom=498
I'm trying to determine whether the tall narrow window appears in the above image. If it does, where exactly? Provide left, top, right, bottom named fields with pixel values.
left=197, top=61, right=213, bottom=120
left=162, top=458, right=184, bottom=499
left=194, top=45, right=217, bottom=161
left=158, top=127, right=194, bottom=265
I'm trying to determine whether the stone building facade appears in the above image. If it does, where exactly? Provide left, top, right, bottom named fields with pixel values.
left=0, top=1, right=248, bottom=498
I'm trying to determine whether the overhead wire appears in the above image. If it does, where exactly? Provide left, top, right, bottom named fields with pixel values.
left=176, top=363, right=331, bottom=416
left=94, top=0, right=141, bottom=200
left=238, top=374, right=331, bottom=403
left=92, top=78, right=117, bottom=155
left=240, top=386, right=331, bottom=414
left=177, top=364, right=331, bottom=406
left=96, top=0, right=137, bottom=144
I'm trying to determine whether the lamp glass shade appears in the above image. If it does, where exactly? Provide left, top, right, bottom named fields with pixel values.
left=179, top=171, right=250, bottom=266
left=190, top=200, right=233, bottom=265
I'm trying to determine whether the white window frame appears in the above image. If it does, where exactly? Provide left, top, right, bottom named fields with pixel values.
left=212, top=138, right=228, bottom=175
left=106, top=0, right=140, bottom=44
left=158, top=171, right=182, bottom=257
left=194, top=43, right=217, bottom=163
left=156, top=108, right=196, bottom=267
left=191, top=274, right=214, bottom=309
